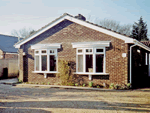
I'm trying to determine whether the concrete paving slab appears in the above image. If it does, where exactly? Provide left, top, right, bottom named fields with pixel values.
left=0, top=78, right=18, bottom=84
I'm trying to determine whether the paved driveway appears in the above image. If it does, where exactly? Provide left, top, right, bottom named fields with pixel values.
left=0, top=84, right=150, bottom=113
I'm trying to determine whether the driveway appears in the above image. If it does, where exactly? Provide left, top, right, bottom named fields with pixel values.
left=0, top=84, right=150, bottom=113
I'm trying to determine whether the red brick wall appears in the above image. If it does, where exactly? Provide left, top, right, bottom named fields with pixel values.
left=0, top=49, right=18, bottom=60
left=4, top=53, right=18, bottom=59
left=20, top=20, right=129, bottom=86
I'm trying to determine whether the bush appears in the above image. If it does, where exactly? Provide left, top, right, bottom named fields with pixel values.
left=126, top=83, right=131, bottom=89
left=89, top=82, right=93, bottom=87
left=67, top=83, right=74, bottom=86
left=114, top=84, right=121, bottom=89
left=109, top=83, right=131, bottom=90
left=97, top=85, right=100, bottom=88
left=75, top=83, right=78, bottom=86
left=83, top=84, right=86, bottom=87
left=56, top=60, right=74, bottom=85
left=18, top=78, right=22, bottom=83
left=109, top=83, right=114, bottom=89
left=47, top=82, right=50, bottom=85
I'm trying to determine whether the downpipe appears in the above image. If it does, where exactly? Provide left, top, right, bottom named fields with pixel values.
left=130, top=44, right=137, bottom=87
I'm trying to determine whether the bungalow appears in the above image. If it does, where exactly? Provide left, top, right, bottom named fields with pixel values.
left=14, top=13, right=150, bottom=88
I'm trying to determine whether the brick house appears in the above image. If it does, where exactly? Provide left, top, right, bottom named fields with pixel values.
left=0, top=34, right=19, bottom=59
left=14, top=13, right=150, bottom=87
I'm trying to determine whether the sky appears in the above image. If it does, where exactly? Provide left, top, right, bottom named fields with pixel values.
left=0, top=0, right=150, bottom=37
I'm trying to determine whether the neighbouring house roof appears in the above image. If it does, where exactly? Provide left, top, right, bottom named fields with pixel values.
left=14, top=13, right=150, bottom=51
left=141, top=41, right=150, bottom=47
left=0, top=34, right=19, bottom=53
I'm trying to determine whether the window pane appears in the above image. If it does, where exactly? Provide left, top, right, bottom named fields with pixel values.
left=86, top=55, right=93, bottom=72
left=96, top=49, right=103, bottom=52
left=86, top=49, right=92, bottom=52
left=78, top=55, right=83, bottom=72
left=35, top=51, right=39, bottom=54
left=42, top=55, right=47, bottom=71
left=42, top=50, right=46, bottom=53
left=78, top=49, right=82, bottom=53
left=96, top=54, right=104, bottom=72
left=35, top=56, right=39, bottom=71
left=50, top=55, right=56, bottom=71
left=50, top=50, right=54, bottom=53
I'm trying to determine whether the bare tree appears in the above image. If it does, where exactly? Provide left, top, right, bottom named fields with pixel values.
left=11, top=27, right=35, bottom=38
left=118, top=24, right=132, bottom=36
left=95, top=18, right=132, bottom=36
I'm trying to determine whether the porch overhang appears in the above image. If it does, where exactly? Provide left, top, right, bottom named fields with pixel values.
left=72, top=41, right=111, bottom=48
left=31, top=43, right=61, bottom=49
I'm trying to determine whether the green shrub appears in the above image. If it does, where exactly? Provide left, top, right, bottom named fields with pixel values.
left=83, top=84, right=86, bottom=87
left=109, top=83, right=114, bottom=89
left=75, top=83, right=78, bottom=86
left=119, top=83, right=131, bottom=90
left=97, top=85, right=100, bottom=88
left=114, top=84, right=120, bottom=89
left=18, top=78, right=22, bottom=83
left=67, top=83, right=74, bottom=86
left=47, top=82, right=50, bottom=85
left=127, top=83, right=131, bottom=89
left=89, top=82, right=93, bottom=87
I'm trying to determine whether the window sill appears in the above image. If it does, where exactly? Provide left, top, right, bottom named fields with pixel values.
left=73, top=72, right=109, bottom=80
left=73, top=72, right=109, bottom=75
left=32, top=71, right=58, bottom=74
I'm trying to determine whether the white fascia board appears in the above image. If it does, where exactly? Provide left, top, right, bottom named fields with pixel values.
left=31, top=43, right=61, bottom=49
left=72, top=41, right=111, bottom=48
left=14, top=15, right=68, bottom=48
left=134, top=40, right=150, bottom=52
left=125, top=39, right=134, bottom=43
left=65, top=16, right=134, bottom=43
left=14, top=44, right=20, bottom=48
left=5, top=52, right=18, bottom=54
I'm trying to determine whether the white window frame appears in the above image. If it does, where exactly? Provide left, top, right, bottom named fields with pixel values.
left=34, top=48, right=58, bottom=73
left=76, top=47, right=106, bottom=74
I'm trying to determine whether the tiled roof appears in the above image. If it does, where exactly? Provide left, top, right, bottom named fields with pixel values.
left=15, top=13, right=132, bottom=46
left=15, top=13, right=70, bottom=46
left=141, top=41, right=150, bottom=47
left=0, top=34, right=19, bottom=53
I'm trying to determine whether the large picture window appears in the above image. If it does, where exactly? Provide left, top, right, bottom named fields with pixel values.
left=34, top=49, right=57, bottom=72
left=77, top=48, right=105, bottom=73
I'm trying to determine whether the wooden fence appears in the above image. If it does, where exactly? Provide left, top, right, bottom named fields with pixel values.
left=0, top=59, right=18, bottom=79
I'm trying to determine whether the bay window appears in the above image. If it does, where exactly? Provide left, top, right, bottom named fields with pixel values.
left=34, top=49, right=57, bottom=72
left=31, top=43, right=61, bottom=76
left=77, top=48, right=105, bottom=73
left=72, top=41, right=110, bottom=75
